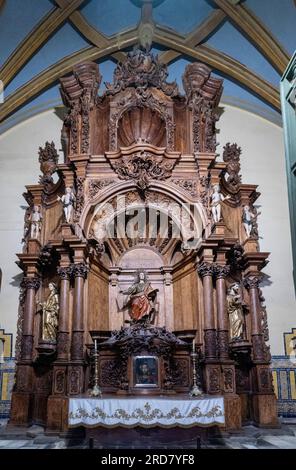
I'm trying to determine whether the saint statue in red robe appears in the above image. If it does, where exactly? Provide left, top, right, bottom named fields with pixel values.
left=120, top=270, right=158, bottom=323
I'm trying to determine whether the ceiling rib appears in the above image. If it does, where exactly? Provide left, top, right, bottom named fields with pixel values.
left=212, top=0, right=290, bottom=74
left=0, top=32, right=139, bottom=122
left=159, top=9, right=226, bottom=64
left=0, top=0, right=86, bottom=87
left=154, top=30, right=280, bottom=110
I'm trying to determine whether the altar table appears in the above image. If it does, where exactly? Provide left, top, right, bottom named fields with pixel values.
left=68, top=396, right=225, bottom=428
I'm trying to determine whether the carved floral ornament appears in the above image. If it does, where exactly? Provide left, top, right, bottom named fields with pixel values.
left=104, top=47, right=179, bottom=97
left=105, top=143, right=181, bottom=194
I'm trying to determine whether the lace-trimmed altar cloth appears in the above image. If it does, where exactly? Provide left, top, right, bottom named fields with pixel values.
left=68, top=396, right=225, bottom=428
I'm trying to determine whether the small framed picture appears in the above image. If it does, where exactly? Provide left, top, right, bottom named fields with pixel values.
left=133, top=355, right=159, bottom=388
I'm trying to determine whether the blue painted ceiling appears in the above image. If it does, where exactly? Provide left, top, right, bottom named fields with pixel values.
left=0, top=0, right=295, bottom=131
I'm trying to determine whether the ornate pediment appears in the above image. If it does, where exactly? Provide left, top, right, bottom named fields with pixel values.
left=105, top=143, right=180, bottom=195
left=104, top=47, right=179, bottom=97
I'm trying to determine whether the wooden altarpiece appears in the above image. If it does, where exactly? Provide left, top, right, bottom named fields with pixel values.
left=10, top=49, right=277, bottom=433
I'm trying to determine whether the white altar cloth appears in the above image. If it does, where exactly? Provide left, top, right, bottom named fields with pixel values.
left=68, top=396, right=225, bottom=428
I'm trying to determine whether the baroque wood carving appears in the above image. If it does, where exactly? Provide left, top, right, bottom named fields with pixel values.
left=11, top=48, right=278, bottom=432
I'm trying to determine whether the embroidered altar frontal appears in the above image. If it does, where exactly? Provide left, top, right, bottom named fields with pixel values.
left=69, top=396, right=225, bottom=428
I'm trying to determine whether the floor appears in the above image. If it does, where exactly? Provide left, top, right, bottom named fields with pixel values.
left=1, top=419, right=296, bottom=449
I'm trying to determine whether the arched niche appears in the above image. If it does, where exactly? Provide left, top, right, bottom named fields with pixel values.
left=84, top=185, right=206, bottom=266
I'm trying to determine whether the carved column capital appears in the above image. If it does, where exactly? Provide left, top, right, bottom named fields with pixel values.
left=244, top=276, right=261, bottom=289
left=213, top=264, right=230, bottom=279
left=57, top=266, right=72, bottom=280
left=72, top=263, right=88, bottom=279
left=21, top=276, right=41, bottom=291
left=197, top=262, right=214, bottom=278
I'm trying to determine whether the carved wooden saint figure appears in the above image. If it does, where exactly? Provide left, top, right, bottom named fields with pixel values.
left=58, top=187, right=76, bottom=223
left=211, top=184, right=230, bottom=223
left=30, top=205, right=42, bottom=239
left=227, top=283, right=245, bottom=341
left=120, top=270, right=158, bottom=323
left=39, top=282, right=59, bottom=342
left=242, top=205, right=261, bottom=238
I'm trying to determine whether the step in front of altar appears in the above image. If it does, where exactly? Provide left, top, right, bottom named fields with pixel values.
left=68, top=395, right=225, bottom=429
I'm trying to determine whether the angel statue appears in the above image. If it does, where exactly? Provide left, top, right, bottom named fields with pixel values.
left=227, top=283, right=245, bottom=341
left=119, top=270, right=159, bottom=324
left=211, top=184, right=231, bottom=223
left=39, top=282, right=59, bottom=342
left=242, top=205, right=261, bottom=238
left=57, top=186, right=75, bottom=224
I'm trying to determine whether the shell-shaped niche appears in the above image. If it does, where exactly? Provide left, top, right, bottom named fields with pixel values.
left=117, top=107, right=166, bottom=148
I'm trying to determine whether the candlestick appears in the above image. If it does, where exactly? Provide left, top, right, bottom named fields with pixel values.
left=189, top=341, right=203, bottom=398
left=90, top=338, right=102, bottom=398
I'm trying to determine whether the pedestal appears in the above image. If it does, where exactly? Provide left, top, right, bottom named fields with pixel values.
left=46, top=396, right=69, bottom=433
left=224, top=394, right=242, bottom=430
left=9, top=392, right=33, bottom=426
left=252, top=394, right=278, bottom=427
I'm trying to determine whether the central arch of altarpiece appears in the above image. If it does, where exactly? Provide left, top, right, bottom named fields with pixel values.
left=10, top=48, right=277, bottom=433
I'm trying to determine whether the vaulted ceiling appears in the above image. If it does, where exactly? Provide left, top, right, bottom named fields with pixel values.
left=0, top=0, right=295, bottom=131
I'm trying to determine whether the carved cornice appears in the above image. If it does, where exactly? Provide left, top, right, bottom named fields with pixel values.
left=197, top=262, right=214, bottom=278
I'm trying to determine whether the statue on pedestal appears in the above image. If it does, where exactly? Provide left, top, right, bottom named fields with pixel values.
left=242, top=205, right=261, bottom=238
left=30, top=205, right=42, bottom=239
left=211, top=184, right=230, bottom=223
left=39, top=282, right=59, bottom=342
left=58, top=187, right=75, bottom=223
left=119, top=270, right=158, bottom=324
left=227, top=283, right=245, bottom=341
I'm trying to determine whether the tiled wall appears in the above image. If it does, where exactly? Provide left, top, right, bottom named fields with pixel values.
left=271, top=357, right=296, bottom=416
left=0, top=329, right=14, bottom=419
